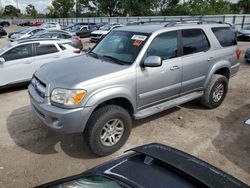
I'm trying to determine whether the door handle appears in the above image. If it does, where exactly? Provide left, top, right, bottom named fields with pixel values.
left=170, top=65, right=180, bottom=71
left=207, top=57, right=214, bottom=61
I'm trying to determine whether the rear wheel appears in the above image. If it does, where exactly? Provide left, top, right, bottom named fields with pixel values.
left=200, top=75, right=228, bottom=109
left=84, top=105, right=132, bottom=156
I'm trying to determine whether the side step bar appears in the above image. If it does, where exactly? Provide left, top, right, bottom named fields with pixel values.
left=134, top=91, right=204, bottom=119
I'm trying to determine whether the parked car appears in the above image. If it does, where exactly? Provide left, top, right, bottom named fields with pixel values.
left=42, top=22, right=61, bottom=30
left=37, top=143, right=248, bottom=188
left=244, top=47, right=250, bottom=63
left=30, top=31, right=83, bottom=50
left=0, top=39, right=81, bottom=89
left=9, top=27, right=45, bottom=41
left=0, top=26, right=7, bottom=38
left=76, top=25, right=99, bottom=38
left=237, top=26, right=250, bottom=41
left=90, top=23, right=123, bottom=42
left=0, top=21, right=10, bottom=27
left=8, top=28, right=27, bottom=38
left=31, top=21, right=43, bottom=27
left=28, top=22, right=240, bottom=156
left=17, top=21, right=32, bottom=27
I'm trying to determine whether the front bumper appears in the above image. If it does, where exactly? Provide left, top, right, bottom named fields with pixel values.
left=28, top=84, right=94, bottom=134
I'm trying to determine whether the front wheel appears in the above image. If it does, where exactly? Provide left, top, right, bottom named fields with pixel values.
left=200, top=75, right=228, bottom=109
left=84, top=105, right=132, bottom=156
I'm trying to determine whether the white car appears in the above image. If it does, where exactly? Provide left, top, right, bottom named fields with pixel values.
left=42, top=23, right=61, bottom=30
left=10, top=27, right=45, bottom=42
left=90, top=23, right=123, bottom=42
left=0, top=39, right=81, bottom=88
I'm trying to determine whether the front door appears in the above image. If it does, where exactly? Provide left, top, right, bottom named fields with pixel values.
left=0, top=44, right=35, bottom=86
left=137, top=31, right=182, bottom=109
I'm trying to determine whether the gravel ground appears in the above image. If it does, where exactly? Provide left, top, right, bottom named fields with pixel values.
left=0, top=25, right=250, bottom=187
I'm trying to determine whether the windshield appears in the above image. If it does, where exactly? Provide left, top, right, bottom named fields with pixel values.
left=243, top=26, right=250, bottom=30
left=100, top=24, right=112, bottom=31
left=91, top=31, right=149, bottom=65
left=0, top=43, right=13, bottom=54
left=71, top=25, right=84, bottom=30
left=54, top=175, right=123, bottom=188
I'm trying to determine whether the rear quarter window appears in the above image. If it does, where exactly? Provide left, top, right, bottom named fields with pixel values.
left=212, top=27, right=237, bottom=47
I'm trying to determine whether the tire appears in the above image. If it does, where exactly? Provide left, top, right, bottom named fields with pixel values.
left=200, top=74, right=228, bottom=109
left=84, top=105, right=132, bottom=156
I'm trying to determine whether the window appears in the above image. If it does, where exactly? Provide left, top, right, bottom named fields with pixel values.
left=62, top=34, right=72, bottom=39
left=146, top=31, right=178, bottom=60
left=182, top=29, right=210, bottom=56
left=35, top=44, right=58, bottom=56
left=41, top=33, right=52, bottom=38
left=2, top=44, right=32, bottom=61
left=212, top=27, right=237, bottom=47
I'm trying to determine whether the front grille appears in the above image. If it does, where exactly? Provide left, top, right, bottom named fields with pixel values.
left=91, top=34, right=101, bottom=38
left=31, top=76, right=46, bottom=98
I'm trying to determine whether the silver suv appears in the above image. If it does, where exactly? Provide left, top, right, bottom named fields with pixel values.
left=28, top=22, right=240, bottom=156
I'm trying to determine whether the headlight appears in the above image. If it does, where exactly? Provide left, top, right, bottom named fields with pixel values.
left=51, top=88, right=87, bottom=106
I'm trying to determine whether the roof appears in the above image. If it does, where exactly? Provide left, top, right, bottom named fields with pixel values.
left=16, top=38, right=71, bottom=44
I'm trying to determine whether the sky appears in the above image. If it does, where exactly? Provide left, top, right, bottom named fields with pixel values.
left=1, top=0, right=240, bottom=13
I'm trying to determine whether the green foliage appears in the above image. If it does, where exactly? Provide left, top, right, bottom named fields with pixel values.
left=52, top=0, right=75, bottom=17
left=238, top=0, right=250, bottom=13
left=3, top=5, right=20, bottom=17
left=26, top=4, right=37, bottom=18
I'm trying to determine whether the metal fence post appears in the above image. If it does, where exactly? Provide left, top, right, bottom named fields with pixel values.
left=242, top=15, right=246, bottom=29
left=233, top=15, right=236, bottom=24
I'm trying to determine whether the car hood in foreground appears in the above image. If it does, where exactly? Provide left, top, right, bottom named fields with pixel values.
left=35, top=54, right=128, bottom=89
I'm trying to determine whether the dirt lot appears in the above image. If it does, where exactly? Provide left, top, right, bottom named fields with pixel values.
left=0, top=25, right=250, bottom=187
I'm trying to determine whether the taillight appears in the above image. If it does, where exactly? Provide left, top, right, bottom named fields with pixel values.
left=73, top=49, right=81, bottom=54
left=236, top=49, right=241, bottom=59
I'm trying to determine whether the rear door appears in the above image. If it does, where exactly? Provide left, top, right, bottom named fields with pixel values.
left=0, top=44, right=35, bottom=86
left=180, top=29, right=213, bottom=93
left=32, top=43, right=61, bottom=70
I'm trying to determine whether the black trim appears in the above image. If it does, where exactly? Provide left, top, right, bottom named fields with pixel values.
left=126, top=143, right=248, bottom=188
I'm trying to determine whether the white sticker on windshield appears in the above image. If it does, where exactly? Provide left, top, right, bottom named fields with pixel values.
left=131, top=35, right=147, bottom=41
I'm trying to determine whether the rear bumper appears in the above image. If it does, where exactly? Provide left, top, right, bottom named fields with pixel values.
left=230, top=62, right=240, bottom=78
left=28, top=84, right=94, bottom=134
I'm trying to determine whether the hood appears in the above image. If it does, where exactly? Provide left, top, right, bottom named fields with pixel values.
left=92, top=30, right=109, bottom=35
left=35, top=54, right=127, bottom=88
left=239, top=30, right=250, bottom=35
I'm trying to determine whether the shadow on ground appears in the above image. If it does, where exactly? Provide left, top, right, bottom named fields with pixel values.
left=7, top=105, right=181, bottom=159
left=213, top=104, right=250, bottom=174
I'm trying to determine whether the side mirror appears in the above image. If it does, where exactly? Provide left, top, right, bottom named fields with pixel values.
left=0, top=57, right=5, bottom=64
left=143, top=56, right=162, bottom=67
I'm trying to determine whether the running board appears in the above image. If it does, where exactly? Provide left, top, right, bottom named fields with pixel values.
left=134, top=91, right=204, bottom=119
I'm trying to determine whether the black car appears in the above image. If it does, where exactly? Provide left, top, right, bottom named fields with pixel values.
left=17, top=21, right=32, bottom=26
left=0, top=26, right=7, bottom=38
left=0, top=21, right=10, bottom=27
left=36, top=143, right=248, bottom=188
left=76, top=25, right=99, bottom=38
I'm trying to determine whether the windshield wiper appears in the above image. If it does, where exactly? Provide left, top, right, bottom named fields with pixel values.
left=88, top=51, right=99, bottom=59
left=102, top=55, right=126, bottom=65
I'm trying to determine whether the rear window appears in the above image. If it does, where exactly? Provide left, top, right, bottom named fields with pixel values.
left=212, top=27, right=237, bottom=47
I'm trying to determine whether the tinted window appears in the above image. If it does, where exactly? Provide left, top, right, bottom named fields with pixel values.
left=212, top=27, right=237, bottom=47
left=146, top=31, right=178, bottom=60
left=62, top=34, right=71, bottom=39
left=35, top=44, right=58, bottom=56
left=182, top=29, right=210, bottom=55
left=2, top=44, right=33, bottom=61
left=41, top=33, right=52, bottom=38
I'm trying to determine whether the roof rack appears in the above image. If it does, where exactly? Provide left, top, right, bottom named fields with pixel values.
left=17, top=38, right=69, bottom=44
left=164, top=20, right=231, bottom=27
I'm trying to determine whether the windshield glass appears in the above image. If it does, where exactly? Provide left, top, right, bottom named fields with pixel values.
left=54, top=175, right=123, bottom=188
left=0, top=43, right=13, bottom=54
left=100, top=24, right=112, bottom=31
left=20, top=28, right=32, bottom=34
left=91, top=31, right=149, bottom=65
left=71, top=25, right=84, bottom=30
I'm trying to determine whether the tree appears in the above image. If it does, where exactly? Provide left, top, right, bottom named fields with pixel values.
left=47, top=5, right=57, bottom=18
left=238, top=0, right=250, bottom=13
left=26, top=4, right=37, bottom=18
left=122, top=0, right=156, bottom=16
left=98, top=0, right=122, bottom=16
left=52, top=0, right=75, bottom=17
left=3, top=5, right=20, bottom=17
